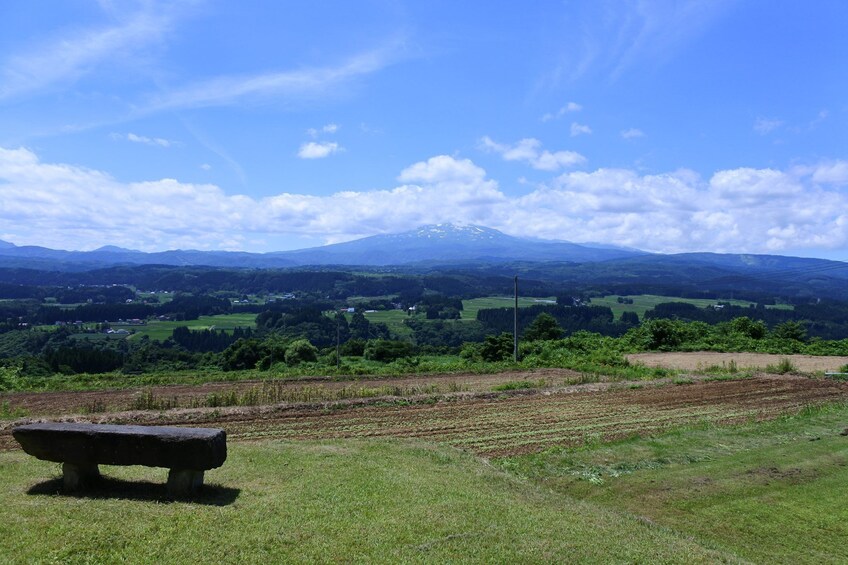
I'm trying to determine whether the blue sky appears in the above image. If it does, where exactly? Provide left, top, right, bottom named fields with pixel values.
left=1, top=0, right=847, bottom=259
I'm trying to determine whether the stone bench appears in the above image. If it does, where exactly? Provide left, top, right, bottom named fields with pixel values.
left=12, top=423, right=227, bottom=497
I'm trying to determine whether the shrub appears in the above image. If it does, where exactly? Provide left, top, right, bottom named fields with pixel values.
left=480, top=333, right=514, bottom=362
left=364, top=340, right=414, bottom=362
left=284, top=339, right=319, bottom=366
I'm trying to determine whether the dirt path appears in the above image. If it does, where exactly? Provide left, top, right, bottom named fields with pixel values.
left=628, top=352, right=848, bottom=372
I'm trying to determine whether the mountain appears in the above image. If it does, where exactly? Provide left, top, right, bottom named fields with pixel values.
left=271, top=224, right=642, bottom=265
left=0, top=224, right=642, bottom=270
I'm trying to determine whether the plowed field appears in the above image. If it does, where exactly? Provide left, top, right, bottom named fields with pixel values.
left=4, top=374, right=846, bottom=457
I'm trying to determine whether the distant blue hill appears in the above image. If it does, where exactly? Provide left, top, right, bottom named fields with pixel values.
left=0, top=226, right=845, bottom=287
left=270, top=224, right=642, bottom=265
left=0, top=224, right=642, bottom=269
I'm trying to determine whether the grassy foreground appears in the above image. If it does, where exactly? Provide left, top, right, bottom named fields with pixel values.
left=499, top=403, right=848, bottom=564
left=0, top=440, right=733, bottom=563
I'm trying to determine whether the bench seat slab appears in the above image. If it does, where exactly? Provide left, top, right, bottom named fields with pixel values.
left=12, top=423, right=227, bottom=471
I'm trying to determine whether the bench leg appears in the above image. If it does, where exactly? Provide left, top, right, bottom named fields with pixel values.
left=62, top=463, right=101, bottom=491
left=167, top=469, right=204, bottom=497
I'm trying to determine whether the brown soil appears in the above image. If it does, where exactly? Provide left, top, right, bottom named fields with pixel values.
left=0, top=368, right=583, bottom=418
left=4, top=373, right=847, bottom=457
left=627, top=352, right=848, bottom=372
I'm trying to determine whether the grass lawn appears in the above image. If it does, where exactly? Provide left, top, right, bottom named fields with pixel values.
left=0, top=440, right=733, bottom=563
left=498, top=403, right=848, bottom=564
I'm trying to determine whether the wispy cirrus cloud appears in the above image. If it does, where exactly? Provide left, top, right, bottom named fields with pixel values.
left=307, top=123, right=339, bottom=137
left=754, top=117, right=783, bottom=135
left=541, top=101, right=582, bottom=122
left=142, top=44, right=402, bottom=113
left=541, top=0, right=733, bottom=86
left=111, top=132, right=176, bottom=148
left=479, top=136, right=586, bottom=171
left=0, top=4, right=177, bottom=100
left=621, top=128, right=644, bottom=139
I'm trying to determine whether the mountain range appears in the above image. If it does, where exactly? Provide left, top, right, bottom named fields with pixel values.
left=0, top=224, right=845, bottom=286
left=0, top=224, right=640, bottom=270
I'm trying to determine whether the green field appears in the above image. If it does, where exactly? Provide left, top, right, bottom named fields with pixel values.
left=500, top=403, right=848, bottom=563
left=0, top=439, right=735, bottom=563
left=461, top=296, right=557, bottom=321
left=590, top=294, right=791, bottom=320
left=5, top=406, right=846, bottom=562
left=120, top=313, right=257, bottom=341
left=360, top=309, right=413, bottom=337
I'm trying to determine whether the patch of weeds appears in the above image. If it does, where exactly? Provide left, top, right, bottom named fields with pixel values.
left=129, top=390, right=178, bottom=411
left=492, top=379, right=545, bottom=392
left=766, top=358, right=797, bottom=374
left=673, top=377, right=694, bottom=385
left=0, top=401, right=27, bottom=419
left=704, top=371, right=753, bottom=383
left=629, top=384, right=644, bottom=390
left=564, top=374, right=601, bottom=386
left=82, top=399, right=107, bottom=414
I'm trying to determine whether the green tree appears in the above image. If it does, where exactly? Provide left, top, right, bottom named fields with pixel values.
left=773, top=320, right=807, bottom=342
left=523, top=313, right=564, bottom=341
left=620, top=311, right=640, bottom=326
left=349, top=311, right=370, bottom=340
left=728, top=316, right=767, bottom=339
left=364, top=339, right=414, bottom=362
left=284, top=339, right=319, bottom=366
left=480, top=333, right=514, bottom=362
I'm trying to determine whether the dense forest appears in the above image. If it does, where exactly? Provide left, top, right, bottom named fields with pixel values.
left=1, top=263, right=847, bottom=383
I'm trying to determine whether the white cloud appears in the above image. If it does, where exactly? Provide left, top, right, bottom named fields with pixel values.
left=810, top=161, right=848, bottom=185
left=307, top=123, right=340, bottom=137
left=570, top=122, right=592, bottom=137
left=1, top=146, right=847, bottom=257
left=479, top=137, right=586, bottom=171
left=540, top=1, right=732, bottom=87
left=145, top=46, right=398, bottom=112
left=621, top=128, right=644, bottom=139
left=754, top=117, right=783, bottom=135
left=0, top=6, right=175, bottom=100
left=297, top=141, right=341, bottom=159
left=200, top=163, right=212, bottom=171
left=541, top=101, right=582, bottom=122
left=113, top=132, right=175, bottom=148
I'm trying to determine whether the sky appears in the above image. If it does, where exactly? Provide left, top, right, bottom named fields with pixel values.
left=0, top=0, right=847, bottom=260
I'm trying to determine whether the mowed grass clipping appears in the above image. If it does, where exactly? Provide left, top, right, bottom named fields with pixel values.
left=0, top=440, right=736, bottom=564
left=499, top=403, right=848, bottom=564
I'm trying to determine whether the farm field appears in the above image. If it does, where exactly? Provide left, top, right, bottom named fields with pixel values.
left=2, top=371, right=847, bottom=562
left=357, top=309, right=413, bottom=337
left=0, top=368, right=585, bottom=418
left=590, top=294, right=791, bottom=320
left=590, top=294, right=751, bottom=319
left=118, top=313, right=257, bottom=341
left=461, top=296, right=556, bottom=321
left=4, top=373, right=846, bottom=457
left=629, top=351, right=848, bottom=372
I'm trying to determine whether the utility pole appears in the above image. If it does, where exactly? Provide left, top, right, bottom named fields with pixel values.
left=514, top=275, right=519, bottom=362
